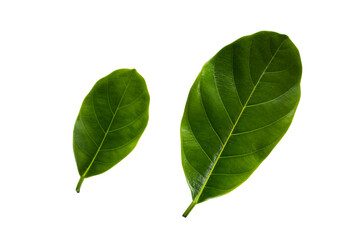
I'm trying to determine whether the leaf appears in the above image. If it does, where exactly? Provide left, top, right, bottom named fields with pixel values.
left=181, top=31, right=302, bottom=217
left=73, top=69, right=150, bottom=192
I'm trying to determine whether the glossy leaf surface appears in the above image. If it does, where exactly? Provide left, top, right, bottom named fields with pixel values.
left=73, top=69, right=149, bottom=192
left=181, top=31, right=302, bottom=217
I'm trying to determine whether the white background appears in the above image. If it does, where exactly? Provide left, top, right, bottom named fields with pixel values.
left=1, top=0, right=359, bottom=239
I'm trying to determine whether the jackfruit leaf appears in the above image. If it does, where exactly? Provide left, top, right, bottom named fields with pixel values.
left=181, top=31, right=302, bottom=217
left=73, top=69, right=149, bottom=192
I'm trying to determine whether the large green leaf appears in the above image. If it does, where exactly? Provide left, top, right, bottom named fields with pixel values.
left=73, top=69, right=149, bottom=192
left=181, top=31, right=302, bottom=217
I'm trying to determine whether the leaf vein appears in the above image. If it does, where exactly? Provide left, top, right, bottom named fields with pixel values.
left=183, top=156, right=206, bottom=179
left=247, top=39, right=255, bottom=86
left=231, top=46, right=244, bottom=107
left=264, top=66, right=292, bottom=74
left=211, top=64, right=235, bottom=125
left=79, top=117, right=99, bottom=148
left=199, top=82, right=224, bottom=145
left=211, top=169, right=254, bottom=176
left=109, top=111, right=147, bottom=133
left=74, top=140, right=93, bottom=160
left=117, top=90, right=147, bottom=110
left=99, top=132, right=142, bottom=152
left=220, top=135, right=284, bottom=159
left=186, top=111, right=214, bottom=164
left=247, top=85, right=296, bottom=107
left=92, top=93, right=106, bottom=133
left=232, top=104, right=296, bottom=135
left=107, top=77, right=114, bottom=115
left=204, top=185, right=231, bottom=191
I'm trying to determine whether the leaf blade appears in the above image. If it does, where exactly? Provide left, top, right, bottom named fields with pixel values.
left=181, top=31, right=302, bottom=216
left=73, top=69, right=150, bottom=192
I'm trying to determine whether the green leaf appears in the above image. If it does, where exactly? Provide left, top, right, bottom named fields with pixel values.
left=73, top=69, right=150, bottom=192
left=181, top=31, right=302, bottom=217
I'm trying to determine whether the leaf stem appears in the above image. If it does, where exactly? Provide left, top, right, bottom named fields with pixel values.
left=76, top=176, right=85, bottom=193
left=183, top=201, right=197, bottom=218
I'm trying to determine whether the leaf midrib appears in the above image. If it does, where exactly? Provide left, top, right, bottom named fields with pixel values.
left=81, top=73, right=133, bottom=178
left=193, top=39, right=286, bottom=203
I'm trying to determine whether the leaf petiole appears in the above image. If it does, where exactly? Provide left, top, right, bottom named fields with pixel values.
left=76, top=176, right=85, bottom=193
left=182, top=201, right=197, bottom=218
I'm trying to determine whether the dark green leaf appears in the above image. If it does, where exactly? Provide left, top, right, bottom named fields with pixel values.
left=181, top=31, right=302, bottom=217
left=73, top=69, right=150, bottom=192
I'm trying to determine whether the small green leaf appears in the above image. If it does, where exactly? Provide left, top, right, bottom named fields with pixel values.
left=181, top=31, right=302, bottom=217
left=73, top=69, right=150, bottom=192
